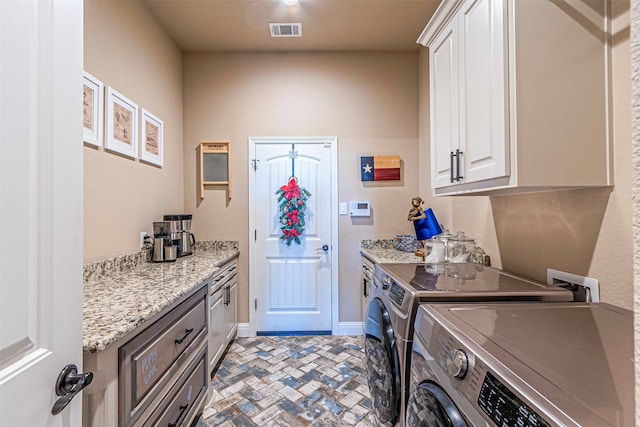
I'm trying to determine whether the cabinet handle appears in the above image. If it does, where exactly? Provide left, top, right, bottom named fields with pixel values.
left=224, top=286, right=230, bottom=305
left=363, top=278, right=369, bottom=297
left=168, top=404, right=189, bottom=427
left=174, top=328, right=194, bottom=345
left=450, top=151, right=455, bottom=183
left=456, top=149, right=464, bottom=181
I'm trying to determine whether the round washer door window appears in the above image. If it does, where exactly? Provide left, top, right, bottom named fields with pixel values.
left=364, top=298, right=401, bottom=425
left=406, top=381, right=467, bottom=427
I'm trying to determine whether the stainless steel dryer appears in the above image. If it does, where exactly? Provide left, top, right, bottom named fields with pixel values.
left=407, top=302, right=633, bottom=426
left=364, top=263, right=573, bottom=427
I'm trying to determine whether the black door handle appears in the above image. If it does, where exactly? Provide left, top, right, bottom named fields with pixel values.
left=450, top=151, right=455, bottom=183
left=455, top=149, right=464, bottom=181
left=51, top=364, right=93, bottom=415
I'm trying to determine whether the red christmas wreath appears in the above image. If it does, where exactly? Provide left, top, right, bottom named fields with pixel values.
left=276, top=177, right=311, bottom=245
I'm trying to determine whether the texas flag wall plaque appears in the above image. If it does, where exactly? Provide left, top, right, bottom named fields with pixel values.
left=360, top=155, right=401, bottom=181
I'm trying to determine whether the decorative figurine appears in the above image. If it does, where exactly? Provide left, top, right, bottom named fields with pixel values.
left=408, top=196, right=443, bottom=260
left=408, top=197, right=428, bottom=259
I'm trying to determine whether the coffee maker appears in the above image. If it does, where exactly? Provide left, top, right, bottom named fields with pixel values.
left=151, top=221, right=178, bottom=262
left=163, top=214, right=196, bottom=257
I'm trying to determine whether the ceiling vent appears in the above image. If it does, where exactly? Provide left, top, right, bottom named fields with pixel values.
left=269, top=23, right=302, bottom=37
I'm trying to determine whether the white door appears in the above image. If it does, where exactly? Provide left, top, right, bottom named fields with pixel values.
left=0, top=1, right=84, bottom=425
left=250, top=137, right=336, bottom=333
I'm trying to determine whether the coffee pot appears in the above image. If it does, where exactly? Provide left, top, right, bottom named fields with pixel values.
left=163, top=214, right=196, bottom=257
left=150, top=221, right=178, bottom=262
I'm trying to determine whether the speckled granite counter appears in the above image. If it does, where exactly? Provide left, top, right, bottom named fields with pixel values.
left=360, top=239, right=422, bottom=264
left=83, top=242, right=239, bottom=353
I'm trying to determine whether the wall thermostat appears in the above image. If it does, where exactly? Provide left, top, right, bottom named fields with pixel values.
left=349, top=201, right=371, bottom=217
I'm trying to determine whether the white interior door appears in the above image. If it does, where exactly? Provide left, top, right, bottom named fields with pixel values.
left=250, top=137, right=336, bottom=333
left=0, top=1, right=84, bottom=425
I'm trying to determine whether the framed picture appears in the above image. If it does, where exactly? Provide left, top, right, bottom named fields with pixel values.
left=82, top=72, right=103, bottom=148
left=105, top=87, right=138, bottom=159
left=140, top=109, right=163, bottom=167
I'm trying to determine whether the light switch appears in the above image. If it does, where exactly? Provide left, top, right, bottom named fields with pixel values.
left=339, top=202, right=348, bottom=215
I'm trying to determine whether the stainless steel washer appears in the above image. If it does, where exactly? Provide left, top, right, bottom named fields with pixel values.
left=407, top=302, right=634, bottom=426
left=364, top=263, right=573, bottom=426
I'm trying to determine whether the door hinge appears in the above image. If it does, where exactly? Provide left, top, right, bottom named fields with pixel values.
left=254, top=299, right=257, bottom=310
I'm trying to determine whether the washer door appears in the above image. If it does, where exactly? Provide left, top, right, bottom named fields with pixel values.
left=364, top=298, right=401, bottom=425
left=406, top=381, right=467, bottom=427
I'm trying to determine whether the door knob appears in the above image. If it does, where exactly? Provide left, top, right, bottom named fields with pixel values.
left=51, top=364, right=93, bottom=415
left=322, top=245, right=329, bottom=251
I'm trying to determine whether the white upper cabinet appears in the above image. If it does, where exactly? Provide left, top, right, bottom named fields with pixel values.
left=418, top=0, right=611, bottom=196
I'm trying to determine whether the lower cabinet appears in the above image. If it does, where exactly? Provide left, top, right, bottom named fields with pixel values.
left=83, top=282, right=209, bottom=427
left=208, top=257, right=238, bottom=376
left=225, top=279, right=237, bottom=343
left=361, top=256, right=374, bottom=327
left=144, top=346, right=208, bottom=427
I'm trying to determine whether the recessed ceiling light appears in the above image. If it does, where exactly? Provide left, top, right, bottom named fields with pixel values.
left=281, top=0, right=300, bottom=6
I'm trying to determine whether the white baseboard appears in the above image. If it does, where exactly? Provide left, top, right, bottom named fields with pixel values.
left=335, top=321, right=364, bottom=336
left=237, top=323, right=253, bottom=337
left=236, top=322, right=364, bottom=337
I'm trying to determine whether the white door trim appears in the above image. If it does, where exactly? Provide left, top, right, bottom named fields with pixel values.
left=248, top=136, right=339, bottom=336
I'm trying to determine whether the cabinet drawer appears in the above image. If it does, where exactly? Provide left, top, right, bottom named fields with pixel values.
left=120, top=286, right=207, bottom=426
left=145, top=346, right=208, bottom=427
left=211, top=259, right=237, bottom=293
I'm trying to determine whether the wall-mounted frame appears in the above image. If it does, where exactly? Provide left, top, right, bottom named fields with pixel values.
left=360, top=155, right=401, bottom=181
left=105, top=87, right=138, bottom=159
left=198, top=142, right=231, bottom=200
left=139, top=109, right=163, bottom=167
left=82, top=71, right=103, bottom=148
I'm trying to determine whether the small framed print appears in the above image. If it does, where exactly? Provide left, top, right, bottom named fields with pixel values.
left=83, top=72, right=103, bottom=148
left=140, top=109, right=163, bottom=167
left=105, top=87, right=138, bottom=159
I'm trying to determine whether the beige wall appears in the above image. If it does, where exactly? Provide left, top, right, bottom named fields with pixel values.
left=183, top=52, right=421, bottom=323
left=418, top=5, right=632, bottom=309
left=83, top=1, right=184, bottom=263
left=632, top=0, right=640, bottom=422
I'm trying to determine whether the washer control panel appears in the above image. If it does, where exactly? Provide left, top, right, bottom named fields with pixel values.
left=388, top=282, right=405, bottom=306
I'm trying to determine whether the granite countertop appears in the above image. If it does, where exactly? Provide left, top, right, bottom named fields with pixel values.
left=83, top=242, right=239, bottom=353
left=360, top=247, right=422, bottom=264
left=360, top=239, right=422, bottom=264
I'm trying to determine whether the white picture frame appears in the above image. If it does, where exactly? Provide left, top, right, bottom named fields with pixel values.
left=139, top=109, right=163, bottom=167
left=105, top=87, right=138, bottom=159
left=82, top=71, right=103, bottom=148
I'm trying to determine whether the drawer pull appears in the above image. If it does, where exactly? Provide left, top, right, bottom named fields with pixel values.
left=175, top=328, right=194, bottom=345
left=168, top=404, right=189, bottom=427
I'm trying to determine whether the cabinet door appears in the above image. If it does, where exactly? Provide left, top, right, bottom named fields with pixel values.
left=458, top=0, right=508, bottom=183
left=430, top=18, right=460, bottom=189
left=208, top=289, right=225, bottom=374
left=225, top=281, right=238, bottom=343
left=361, top=257, right=374, bottom=328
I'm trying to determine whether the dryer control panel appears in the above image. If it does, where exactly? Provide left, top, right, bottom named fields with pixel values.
left=478, top=372, right=550, bottom=427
